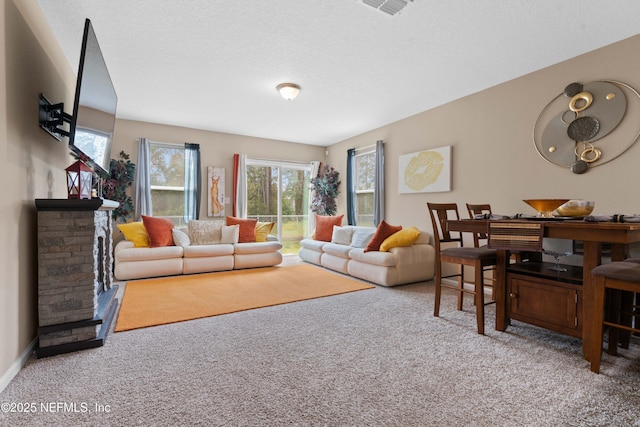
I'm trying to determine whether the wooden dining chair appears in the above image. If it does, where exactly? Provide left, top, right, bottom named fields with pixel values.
left=427, top=202, right=498, bottom=334
left=590, top=261, right=640, bottom=373
left=466, top=203, right=534, bottom=264
left=465, top=203, right=492, bottom=247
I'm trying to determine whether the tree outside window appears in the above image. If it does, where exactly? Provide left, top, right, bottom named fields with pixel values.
left=149, top=142, right=185, bottom=226
left=355, top=150, right=375, bottom=227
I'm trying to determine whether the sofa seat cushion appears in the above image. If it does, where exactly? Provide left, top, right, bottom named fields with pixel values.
left=348, top=247, right=398, bottom=267
left=183, top=244, right=234, bottom=258
left=300, top=238, right=326, bottom=251
left=115, top=241, right=184, bottom=262
left=322, top=242, right=353, bottom=259
left=234, top=241, right=282, bottom=254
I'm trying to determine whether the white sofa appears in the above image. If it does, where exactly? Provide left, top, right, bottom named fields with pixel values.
left=114, top=228, right=283, bottom=281
left=298, top=225, right=435, bottom=287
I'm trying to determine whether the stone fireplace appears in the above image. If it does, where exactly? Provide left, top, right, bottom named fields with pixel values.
left=35, top=198, right=119, bottom=357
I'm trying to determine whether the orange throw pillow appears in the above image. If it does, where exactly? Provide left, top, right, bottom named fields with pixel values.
left=142, top=215, right=175, bottom=247
left=365, top=220, right=402, bottom=252
left=314, top=214, right=344, bottom=242
left=226, top=216, right=258, bottom=243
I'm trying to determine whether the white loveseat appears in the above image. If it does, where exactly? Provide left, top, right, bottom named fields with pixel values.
left=114, top=219, right=282, bottom=281
left=299, top=225, right=435, bottom=287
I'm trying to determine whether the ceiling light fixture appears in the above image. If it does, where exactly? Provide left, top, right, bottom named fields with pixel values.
left=277, top=83, right=301, bottom=100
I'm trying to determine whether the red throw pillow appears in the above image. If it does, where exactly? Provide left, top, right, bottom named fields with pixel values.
left=365, top=221, right=402, bottom=252
left=226, top=216, right=258, bottom=243
left=314, top=214, right=344, bottom=242
left=142, top=215, right=175, bottom=247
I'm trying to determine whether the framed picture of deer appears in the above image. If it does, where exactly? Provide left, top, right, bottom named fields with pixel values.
left=207, top=166, right=225, bottom=217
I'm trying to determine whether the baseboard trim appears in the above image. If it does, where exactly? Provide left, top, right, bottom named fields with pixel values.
left=0, top=338, right=38, bottom=394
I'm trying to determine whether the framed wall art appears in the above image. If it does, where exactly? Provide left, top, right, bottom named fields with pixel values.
left=207, top=166, right=225, bottom=217
left=398, top=145, right=451, bottom=194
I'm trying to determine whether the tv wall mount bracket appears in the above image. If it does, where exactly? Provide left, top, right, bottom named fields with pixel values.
left=39, top=93, right=72, bottom=140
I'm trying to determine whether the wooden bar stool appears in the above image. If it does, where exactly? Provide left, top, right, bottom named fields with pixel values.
left=590, top=262, right=640, bottom=373
left=427, top=202, right=497, bottom=335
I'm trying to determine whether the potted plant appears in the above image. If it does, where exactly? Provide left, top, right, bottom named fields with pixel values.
left=310, top=164, right=340, bottom=216
left=102, top=151, right=136, bottom=222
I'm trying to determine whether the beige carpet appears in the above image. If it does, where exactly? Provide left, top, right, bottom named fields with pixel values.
left=115, top=264, right=374, bottom=331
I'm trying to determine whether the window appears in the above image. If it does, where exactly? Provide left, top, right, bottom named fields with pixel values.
left=149, top=142, right=186, bottom=226
left=355, top=149, right=375, bottom=227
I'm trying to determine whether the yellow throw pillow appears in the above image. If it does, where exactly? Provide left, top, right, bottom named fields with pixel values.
left=255, top=222, right=275, bottom=242
left=379, top=226, right=420, bottom=252
left=117, top=222, right=150, bottom=247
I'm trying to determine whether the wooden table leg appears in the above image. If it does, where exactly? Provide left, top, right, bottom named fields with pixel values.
left=495, top=249, right=509, bottom=331
left=582, top=241, right=601, bottom=362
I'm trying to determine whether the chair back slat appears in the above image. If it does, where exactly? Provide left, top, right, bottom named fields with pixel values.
left=466, top=203, right=492, bottom=246
left=488, top=221, right=544, bottom=252
left=427, top=203, right=463, bottom=246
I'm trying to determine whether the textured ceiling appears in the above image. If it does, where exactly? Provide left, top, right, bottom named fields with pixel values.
left=36, top=0, right=640, bottom=146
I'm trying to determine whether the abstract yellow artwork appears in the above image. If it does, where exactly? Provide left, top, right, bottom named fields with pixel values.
left=398, top=145, right=451, bottom=193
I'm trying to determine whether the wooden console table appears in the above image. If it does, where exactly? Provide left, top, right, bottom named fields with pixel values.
left=446, top=219, right=640, bottom=361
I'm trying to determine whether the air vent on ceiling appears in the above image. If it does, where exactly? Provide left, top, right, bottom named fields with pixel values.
left=362, top=0, right=413, bottom=16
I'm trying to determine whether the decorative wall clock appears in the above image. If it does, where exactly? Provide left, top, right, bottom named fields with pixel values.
left=533, top=80, right=640, bottom=174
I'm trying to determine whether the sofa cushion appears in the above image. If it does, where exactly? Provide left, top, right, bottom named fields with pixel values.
left=115, top=243, right=184, bottom=262
left=255, top=221, right=275, bottom=242
left=313, top=214, right=344, bottom=242
left=117, top=222, right=150, bottom=248
left=322, top=242, right=353, bottom=258
left=183, top=244, right=234, bottom=258
left=379, top=226, right=420, bottom=252
left=189, top=220, right=223, bottom=245
left=221, top=224, right=239, bottom=244
left=331, top=225, right=356, bottom=245
left=350, top=227, right=376, bottom=248
left=300, top=238, right=326, bottom=252
left=365, top=221, right=402, bottom=252
left=226, top=216, right=258, bottom=243
left=172, top=229, right=191, bottom=247
left=349, top=247, right=398, bottom=267
left=142, top=215, right=175, bottom=247
left=234, top=241, right=282, bottom=254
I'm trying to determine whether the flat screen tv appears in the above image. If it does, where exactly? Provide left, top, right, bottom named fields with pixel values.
left=68, top=18, right=117, bottom=177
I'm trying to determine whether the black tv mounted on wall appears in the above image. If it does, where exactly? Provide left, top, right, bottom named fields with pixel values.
left=39, top=18, right=117, bottom=177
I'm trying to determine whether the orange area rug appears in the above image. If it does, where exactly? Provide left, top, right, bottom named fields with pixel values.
left=115, top=264, right=375, bottom=331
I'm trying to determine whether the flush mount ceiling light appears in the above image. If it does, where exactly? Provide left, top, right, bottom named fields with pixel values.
left=277, top=83, right=301, bottom=100
left=362, top=0, right=413, bottom=16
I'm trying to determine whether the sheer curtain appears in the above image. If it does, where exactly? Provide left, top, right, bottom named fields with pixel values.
left=134, top=137, right=152, bottom=220
left=346, top=148, right=357, bottom=225
left=308, top=160, right=321, bottom=236
left=373, top=140, right=385, bottom=226
left=233, top=154, right=247, bottom=217
left=184, top=143, right=201, bottom=223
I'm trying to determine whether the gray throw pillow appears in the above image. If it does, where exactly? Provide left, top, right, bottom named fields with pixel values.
left=350, top=227, right=376, bottom=248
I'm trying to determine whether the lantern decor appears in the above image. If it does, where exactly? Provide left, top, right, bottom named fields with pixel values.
left=65, top=160, right=94, bottom=199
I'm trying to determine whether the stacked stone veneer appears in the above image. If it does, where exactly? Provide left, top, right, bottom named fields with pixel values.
left=37, top=208, right=114, bottom=348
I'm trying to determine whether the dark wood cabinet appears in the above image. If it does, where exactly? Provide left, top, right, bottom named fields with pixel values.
left=507, top=262, right=583, bottom=338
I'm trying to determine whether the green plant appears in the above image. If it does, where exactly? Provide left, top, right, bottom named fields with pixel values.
left=102, top=151, right=136, bottom=222
left=310, top=164, right=340, bottom=216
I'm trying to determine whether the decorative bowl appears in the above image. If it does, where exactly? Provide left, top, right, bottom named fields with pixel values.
left=555, top=200, right=595, bottom=217
left=523, top=199, right=571, bottom=218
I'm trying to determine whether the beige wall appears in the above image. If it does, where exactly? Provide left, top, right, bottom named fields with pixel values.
left=111, top=119, right=325, bottom=220
left=327, top=34, right=640, bottom=233
left=1, top=0, right=77, bottom=389
left=3, top=0, right=640, bottom=391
